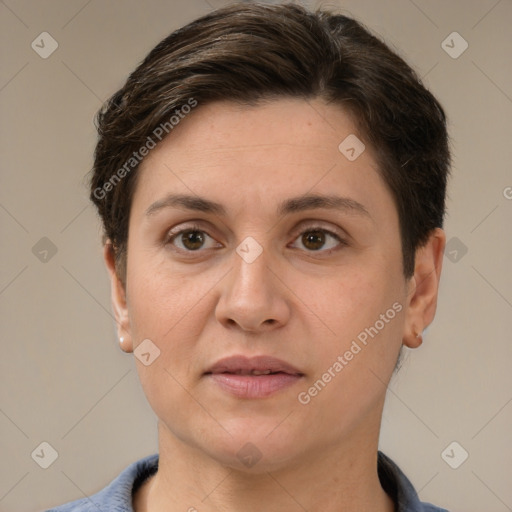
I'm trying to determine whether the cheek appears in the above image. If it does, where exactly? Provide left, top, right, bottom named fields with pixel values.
left=126, top=254, right=210, bottom=340
left=300, top=261, right=404, bottom=343
left=124, top=263, right=212, bottom=437
left=295, top=263, right=405, bottom=398
left=294, top=277, right=405, bottom=438
left=125, top=257, right=226, bottom=391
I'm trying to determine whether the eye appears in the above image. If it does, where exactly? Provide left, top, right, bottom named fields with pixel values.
left=290, top=227, right=345, bottom=252
left=167, top=227, right=220, bottom=252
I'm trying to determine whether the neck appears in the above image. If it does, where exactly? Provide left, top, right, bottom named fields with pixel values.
left=134, top=420, right=395, bottom=512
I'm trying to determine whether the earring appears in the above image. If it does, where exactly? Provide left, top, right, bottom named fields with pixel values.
left=414, top=331, right=423, bottom=345
left=119, top=337, right=124, bottom=344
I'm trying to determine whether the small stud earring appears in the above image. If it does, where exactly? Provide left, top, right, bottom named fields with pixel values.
left=415, top=331, right=423, bottom=345
left=119, top=337, right=124, bottom=344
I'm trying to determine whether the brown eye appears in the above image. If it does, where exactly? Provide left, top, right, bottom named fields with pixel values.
left=302, top=230, right=326, bottom=251
left=168, top=228, right=219, bottom=252
left=290, top=227, right=344, bottom=253
left=180, top=230, right=205, bottom=250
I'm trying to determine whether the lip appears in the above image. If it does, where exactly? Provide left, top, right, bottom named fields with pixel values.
left=204, top=355, right=304, bottom=399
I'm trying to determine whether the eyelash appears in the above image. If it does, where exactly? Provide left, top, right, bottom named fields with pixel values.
left=165, top=223, right=347, bottom=255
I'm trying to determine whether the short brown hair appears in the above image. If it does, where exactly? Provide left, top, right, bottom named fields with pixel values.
left=90, top=2, right=450, bottom=279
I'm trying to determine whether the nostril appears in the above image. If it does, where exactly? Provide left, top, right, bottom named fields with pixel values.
left=222, top=317, right=277, bottom=330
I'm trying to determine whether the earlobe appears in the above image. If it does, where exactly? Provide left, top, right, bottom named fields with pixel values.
left=103, top=242, right=133, bottom=353
left=403, top=330, right=423, bottom=349
left=403, top=228, right=445, bottom=349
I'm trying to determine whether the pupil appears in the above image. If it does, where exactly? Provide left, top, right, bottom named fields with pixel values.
left=303, top=230, right=325, bottom=250
left=183, top=231, right=204, bottom=250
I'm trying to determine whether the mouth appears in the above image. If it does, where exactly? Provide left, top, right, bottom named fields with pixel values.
left=204, top=355, right=304, bottom=399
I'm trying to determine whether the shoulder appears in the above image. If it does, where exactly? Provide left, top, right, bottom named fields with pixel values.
left=422, top=506, right=450, bottom=512
left=378, top=451, right=450, bottom=512
left=43, top=454, right=159, bottom=512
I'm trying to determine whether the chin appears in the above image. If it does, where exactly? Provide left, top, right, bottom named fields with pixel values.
left=198, top=418, right=306, bottom=473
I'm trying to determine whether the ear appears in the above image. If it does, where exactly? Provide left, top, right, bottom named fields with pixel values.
left=403, top=228, right=446, bottom=349
left=103, top=242, right=133, bottom=353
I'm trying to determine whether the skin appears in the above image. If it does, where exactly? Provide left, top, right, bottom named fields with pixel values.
left=104, top=98, right=445, bottom=512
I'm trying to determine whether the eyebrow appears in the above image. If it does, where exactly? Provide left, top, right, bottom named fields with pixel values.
left=145, top=193, right=371, bottom=219
left=146, top=194, right=226, bottom=216
left=277, top=194, right=370, bottom=218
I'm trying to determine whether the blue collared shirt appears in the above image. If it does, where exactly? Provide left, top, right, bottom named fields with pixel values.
left=45, top=451, right=449, bottom=511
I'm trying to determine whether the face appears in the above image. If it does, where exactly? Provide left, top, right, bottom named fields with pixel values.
left=108, top=98, right=430, bottom=472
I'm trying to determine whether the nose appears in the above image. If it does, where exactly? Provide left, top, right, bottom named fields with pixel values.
left=215, top=247, right=291, bottom=333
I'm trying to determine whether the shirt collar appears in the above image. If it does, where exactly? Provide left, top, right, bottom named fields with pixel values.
left=64, top=452, right=446, bottom=511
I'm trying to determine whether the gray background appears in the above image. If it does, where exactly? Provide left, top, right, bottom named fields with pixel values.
left=0, top=0, right=511, bottom=511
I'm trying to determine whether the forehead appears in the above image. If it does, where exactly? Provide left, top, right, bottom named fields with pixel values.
left=132, top=98, right=393, bottom=222
left=144, top=98, right=361, bottom=163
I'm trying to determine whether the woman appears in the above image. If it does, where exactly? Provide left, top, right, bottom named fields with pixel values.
left=49, top=3, right=450, bottom=511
